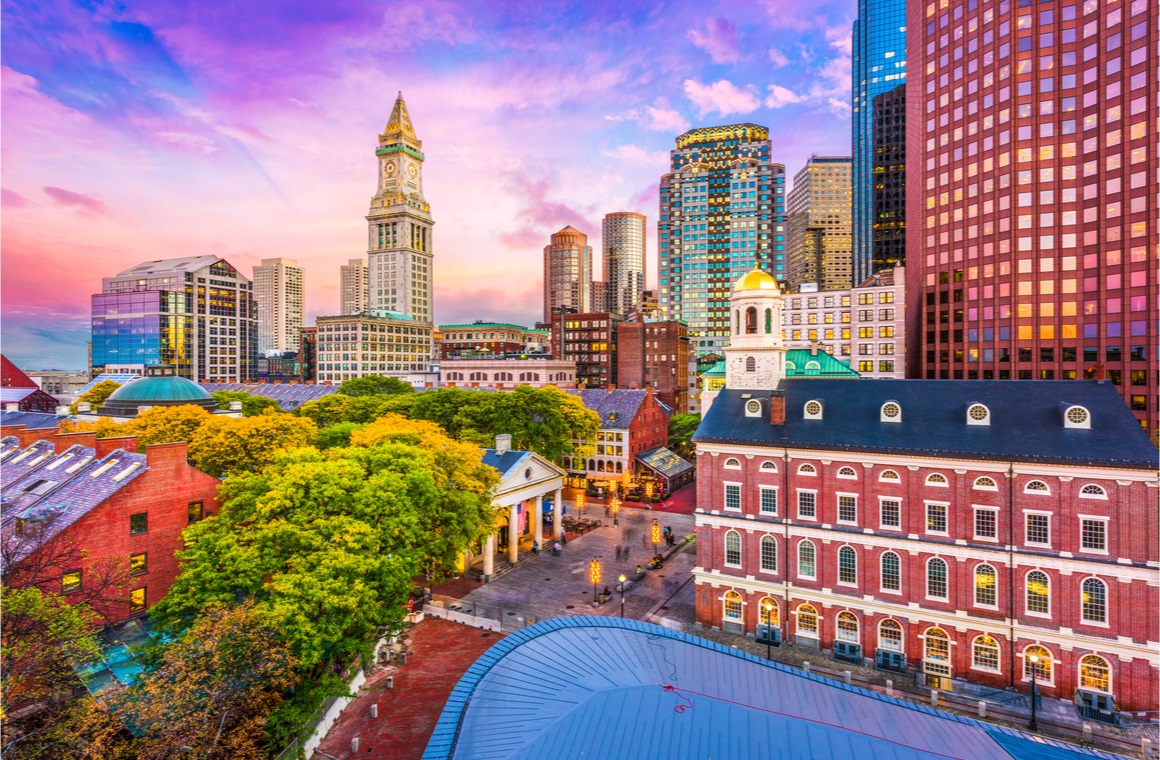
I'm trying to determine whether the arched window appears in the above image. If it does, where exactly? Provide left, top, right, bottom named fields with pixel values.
left=925, top=472, right=949, bottom=486
left=1079, top=484, right=1107, bottom=499
left=1081, top=578, right=1107, bottom=624
left=759, top=460, right=777, bottom=472
left=880, top=551, right=901, bottom=592
left=1023, top=645, right=1053, bottom=684
left=764, top=308, right=772, bottom=334
left=758, top=597, right=779, bottom=629
left=615, top=461, right=623, bottom=473
left=722, top=590, right=743, bottom=622
left=563, top=457, right=571, bottom=470
left=1078, top=655, right=1111, bottom=693
left=745, top=306, right=758, bottom=334
left=1024, top=480, right=1050, bottom=494
left=837, top=466, right=857, bottom=479
left=724, top=530, right=742, bottom=567
left=1026, top=570, right=1050, bottom=615
left=835, top=611, right=859, bottom=643
left=805, top=360, right=821, bottom=370
left=797, top=540, right=816, bottom=579
left=745, top=356, right=757, bottom=372
left=597, top=460, right=606, bottom=472
left=972, top=635, right=1001, bottom=672
left=878, top=619, right=904, bottom=652
left=926, top=558, right=948, bottom=600
left=838, top=546, right=857, bottom=585
left=588, top=459, right=596, bottom=471
left=924, top=627, right=951, bottom=676
left=759, top=535, right=777, bottom=573
left=879, top=469, right=900, bottom=482
left=1063, top=405, right=1090, bottom=428
left=723, top=457, right=741, bottom=469
left=975, top=564, right=997, bottom=607
left=796, top=604, right=818, bottom=636
left=973, top=476, right=998, bottom=490
left=797, top=463, right=817, bottom=476
left=734, top=309, right=740, bottom=335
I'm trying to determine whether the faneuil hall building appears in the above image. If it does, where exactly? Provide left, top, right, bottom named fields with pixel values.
left=692, top=270, right=1158, bottom=721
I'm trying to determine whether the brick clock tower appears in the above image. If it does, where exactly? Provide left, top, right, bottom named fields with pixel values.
left=703, top=269, right=787, bottom=413
left=366, top=92, right=434, bottom=324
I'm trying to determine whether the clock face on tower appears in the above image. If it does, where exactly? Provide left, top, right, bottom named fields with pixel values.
left=385, top=162, right=396, bottom=175
left=408, top=164, right=417, bottom=177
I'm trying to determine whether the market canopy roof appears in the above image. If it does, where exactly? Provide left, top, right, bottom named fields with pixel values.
left=635, top=446, right=693, bottom=479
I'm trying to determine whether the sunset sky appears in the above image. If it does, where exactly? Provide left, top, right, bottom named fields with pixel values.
left=2, top=0, right=857, bottom=369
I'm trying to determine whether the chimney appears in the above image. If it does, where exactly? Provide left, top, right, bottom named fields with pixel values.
left=1094, top=363, right=1106, bottom=383
left=5, top=403, right=18, bottom=412
left=145, top=441, right=189, bottom=468
left=95, top=436, right=138, bottom=459
left=769, top=389, right=787, bottom=425
left=810, top=341, right=819, bottom=356
left=495, top=434, right=512, bottom=454
left=52, top=431, right=98, bottom=453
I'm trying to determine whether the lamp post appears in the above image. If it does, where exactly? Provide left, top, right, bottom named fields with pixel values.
left=618, top=573, right=627, bottom=618
left=609, top=495, right=621, bottom=526
left=575, top=490, right=584, bottom=521
left=589, top=557, right=602, bottom=603
left=1028, top=653, right=1040, bottom=732
left=650, top=519, right=662, bottom=561
left=644, top=481, right=655, bottom=504
left=761, top=600, right=776, bottom=660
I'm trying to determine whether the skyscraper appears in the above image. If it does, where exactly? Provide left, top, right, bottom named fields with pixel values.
left=871, top=84, right=907, bottom=274
left=340, top=258, right=368, bottom=315
left=253, top=257, right=304, bottom=355
left=658, top=124, right=785, bottom=356
left=543, top=226, right=592, bottom=322
left=906, top=0, right=1158, bottom=436
left=785, top=157, right=854, bottom=292
left=851, top=0, right=907, bottom=284
left=602, top=211, right=647, bottom=316
left=367, top=93, right=433, bottom=324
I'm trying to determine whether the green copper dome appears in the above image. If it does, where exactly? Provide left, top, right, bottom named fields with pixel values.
left=96, top=366, right=219, bottom=417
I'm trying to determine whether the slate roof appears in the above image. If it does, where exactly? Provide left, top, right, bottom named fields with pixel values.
left=0, top=411, right=70, bottom=429
left=0, top=436, right=148, bottom=568
left=694, top=379, right=1158, bottom=469
left=480, top=449, right=532, bottom=479
left=564, top=389, right=649, bottom=428
left=635, top=446, right=694, bottom=478
left=423, top=617, right=1126, bottom=760
left=199, top=382, right=338, bottom=410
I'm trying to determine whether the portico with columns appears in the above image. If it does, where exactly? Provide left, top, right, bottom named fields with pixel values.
left=468, top=435, right=567, bottom=582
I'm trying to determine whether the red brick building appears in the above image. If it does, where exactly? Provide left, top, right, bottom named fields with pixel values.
left=561, top=389, right=670, bottom=488
left=1, top=354, right=61, bottom=414
left=616, top=317, right=690, bottom=413
left=552, top=312, right=624, bottom=389
left=0, top=428, right=221, bottom=623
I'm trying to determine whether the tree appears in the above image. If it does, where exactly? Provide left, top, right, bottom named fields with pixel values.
left=668, top=413, right=701, bottom=461
left=316, top=422, right=364, bottom=449
left=295, top=394, right=352, bottom=428
left=472, top=386, right=600, bottom=463
left=188, top=411, right=318, bottom=478
left=209, top=391, right=281, bottom=417
left=68, top=380, right=120, bottom=414
left=57, top=405, right=213, bottom=452
left=338, top=376, right=415, bottom=397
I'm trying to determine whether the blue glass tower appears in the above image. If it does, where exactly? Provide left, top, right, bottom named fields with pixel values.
left=851, top=0, right=907, bottom=284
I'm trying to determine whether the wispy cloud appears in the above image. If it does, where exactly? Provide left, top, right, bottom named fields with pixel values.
left=683, top=79, right=761, bottom=116
left=688, top=17, right=740, bottom=64
left=43, top=186, right=108, bottom=215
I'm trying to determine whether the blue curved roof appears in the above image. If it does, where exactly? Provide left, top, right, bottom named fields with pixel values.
left=105, top=375, right=212, bottom=403
left=424, top=617, right=1126, bottom=760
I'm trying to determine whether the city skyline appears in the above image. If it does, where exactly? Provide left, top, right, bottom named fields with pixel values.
left=2, top=0, right=860, bottom=369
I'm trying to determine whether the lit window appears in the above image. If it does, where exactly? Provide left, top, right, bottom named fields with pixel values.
left=926, top=503, right=948, bottom=534
left=62, top=569, right=82, bottom=594
left=973, top=476, right=997, bottom=490
left=796, top=604, right=818, bottom=636
left=1079, top=655, right=1111, bottom=693
left=926, top=473, right=949, bottom=486
left=723, top=590, right=743, bottom=622
left=924, top=628, right=951, bottom=676
left=1026, top=571, right=1050, bottom=615
left=130, top=553, right=147, bottom=576
left=1081, top=578, right=1107, bottom=624
left=975, top=564, right=997, bottom=607
left=129, top=587, right=146, bottom=614
left=972, top=635, right=1001, bottom=672
left=879, top=469, right=900, bottom=482
left=1023, top=645, right=1053, bottom=684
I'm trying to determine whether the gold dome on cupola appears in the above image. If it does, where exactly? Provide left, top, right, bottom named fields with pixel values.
left=733, top=268, right=780, bottom=292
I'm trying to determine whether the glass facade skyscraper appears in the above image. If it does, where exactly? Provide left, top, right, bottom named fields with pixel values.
left=658, top=124, right=785, bottom=356
left=852, top=0, right=907, bottom=284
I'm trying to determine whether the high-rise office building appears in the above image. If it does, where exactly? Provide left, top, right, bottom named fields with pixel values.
left=785, top=157, right=854, bottom=291
left=906, top=0, right=1158, bottom=436
left=543, top=226, right=593, bottom=322
left=91, top=255, right=257, bottom=382
left=340, top=258, right=368, bottom=315
left=602, top=211, right=647, bottom=316
left=852, top=0, right=907, bottom=284
left=658, top=124, right=785, bottom=356
left=367, top=93, right=433, bottom=324
left=253, top=257, right=304, bottom=355
left=871, top=84, right=907, bottom=273
left=591, top=280, right=608, bottom=313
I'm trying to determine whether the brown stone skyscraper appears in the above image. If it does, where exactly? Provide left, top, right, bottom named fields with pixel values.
left=543, top=226, right=593, bottom=322
left=602, top=211, right=646, bottom=316
left=785, top=156, right=854, bottom=291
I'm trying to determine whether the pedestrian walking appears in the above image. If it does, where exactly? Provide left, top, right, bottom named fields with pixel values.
left=615, top=545, right=622, bottom=561
left=561, top=532, right=568, bottom=546
left=641, top=535, right=648, bottom=549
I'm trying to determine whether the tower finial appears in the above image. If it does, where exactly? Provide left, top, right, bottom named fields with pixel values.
left=397, top=90, right=402, bottom=99
left=383, top=90, right=418, bottom=143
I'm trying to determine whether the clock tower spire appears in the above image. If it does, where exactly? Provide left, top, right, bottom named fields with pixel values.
left=366, top=91, right=433, bottom=324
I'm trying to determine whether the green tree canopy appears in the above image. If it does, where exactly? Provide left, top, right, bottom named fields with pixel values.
left=316, top=422, right=365, bottom=449
left=295, top=394, right=352, bottom=428
left=668, top=413, right=701, bottom=461
left=338, top=376, right=415, bottom=397
left=188, top=411, right=318, bottom=478
left=68, top=380, right=121, bottom=414
left=209, top=390, right=281, bottom=417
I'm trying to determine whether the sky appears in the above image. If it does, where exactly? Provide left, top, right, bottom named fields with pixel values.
left=1, top=0, right=858, bottom=370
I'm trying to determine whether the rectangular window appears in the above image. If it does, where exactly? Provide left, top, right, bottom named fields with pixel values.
left=926, top=503, right=948, bottom=535
left=838, top=495, right=857, bottom=524
left=62, top=569, right=82, bottom=594
left=724, top=484, right=741, bottom=511
left=759, top=487, right=778, bottom=515
left=188, top=501, right=204, bottom=524
left=130, top=512, right=148, bottom=535
left=1025, top=513, right=1051, bottom=546
left=974, top=508, right=998, bottom=540
left=130, top=553, right=147, bottom=576
left=1080, top=518, right=1107, bottom=552
left=880, top=499, right=901, bottom=529
left=129, top=587, right=146, bottom=614
left=797, top=491, right=816, bottom=519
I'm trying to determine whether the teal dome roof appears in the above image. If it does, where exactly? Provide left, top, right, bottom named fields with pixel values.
left=106, top=375, right=213, bottom=403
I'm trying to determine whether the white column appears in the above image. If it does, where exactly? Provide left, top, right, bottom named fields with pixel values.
left=508, top=504, right=519, bottom=563
left=482, top=533, right=495, bottom=578
left=531, top=496, right=543, bottom=548
left=553, top=488, right=563, bottom=540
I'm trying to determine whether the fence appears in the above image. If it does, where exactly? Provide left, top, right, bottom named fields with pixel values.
left=271, top=665, right=369, bottom=760
left=425, top=599, right=540, bottom=634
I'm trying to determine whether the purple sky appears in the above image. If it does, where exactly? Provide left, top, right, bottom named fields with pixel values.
left=2, top=0, right=857, bottom=369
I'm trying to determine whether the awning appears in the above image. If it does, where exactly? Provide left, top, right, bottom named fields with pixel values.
left=634, top=446, right=693, bottom=479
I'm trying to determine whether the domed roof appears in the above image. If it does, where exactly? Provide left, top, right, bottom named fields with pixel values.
left=106, top=375, right=213, bottom=403
left=733, top=268, right=780, bottom=293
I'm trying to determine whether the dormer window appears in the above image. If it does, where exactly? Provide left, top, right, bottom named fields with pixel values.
left=880, top=401, right=902, bottom=422
left=966, top=403, right=990, bottom=425
left=804, top=360, right=821, bottom=371
left=1062, top=405, right=1090, bottom=429
left=744, top=399, right=761, bottom=417
left=804, top=400, right=823, bottom=420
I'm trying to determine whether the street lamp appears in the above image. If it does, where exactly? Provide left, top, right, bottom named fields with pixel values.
left=761, top=600, right=775, bottom=660
left=609, top=495, right=621, bottom=526
left=575, top=490, right=585, bottom=521
left=644, top=481, right=655, bottom=503
left=618, top=573, right=627, bottom=618
left=1028, top=653, right=1040, bottom=732
left=650, top=519, right=662, bottom=561
left=589, top=557, right=602, bottom=603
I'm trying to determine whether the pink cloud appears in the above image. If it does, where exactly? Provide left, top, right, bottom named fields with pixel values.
left=1, top=189, right=29, bottom=207
left=682, top=79, right=761, bottom=117
left=765, top=84, right=804, bottom=108
left=768, top=48, right=790, bottom=67
left=688, top=17, right=740, bottom=64
left=43, top=186, right=108, bottom=215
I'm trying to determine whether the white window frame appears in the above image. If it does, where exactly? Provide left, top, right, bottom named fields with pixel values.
left=1078, top=483, right=1107, bottom=500
left=723, top=529, right=743, bottom=568
left=1024, top=510, right=1052, bottom=548
left=925, top=501, right=949, bottom=537
left=758, top=534, right=778, bottom=575
left=878, top=497, right=902, bottom=531
left=836, top=466, right=858, bottom=480
left=971, top=635, right=1002, bottom=673
left=972, top=476, right=999, bottom=491
left=795, top=604, right=819, bottom=636
left=878, top=619, right=904, bottom=652
left=925, top=557, right=949, bottom=602
left=835, top=611, right=860, bottom=643
left=1077, top=515, right=1109, bottom=555
left=1023, top=479, right=1051, bottom=495
left=836, top=492, right=859, bottom=525
left=1079, top=576, right=1109, bottom=628
left=879, top=551, right=902, bottom=594
left=797, top=540, right=817, bottom=580
left=973, top=563, right=999, bottom=610
left=1020, top=646, right=1055, bottom=686
left=837, top=545, right=858, bottom=587
left=1024, top=570, right=1052, bottom=619
left=759, top=460, right=778, bottom=473
left=878, top=469, right=901, bottom=482
left=796, top=489, right=817, bottom=521
left=797, top=463, right=817, bottom=476
left=1078, top=655, right=1113, bottom=694
left=758, top=485, right=778, bottom=516
left=972, top=506, right=999, bottom=542
left=723, top=457, right=742, bottom=470
left=925, top=472, right=949, bottom=487
left=723, top=481, right=743, bottom=512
